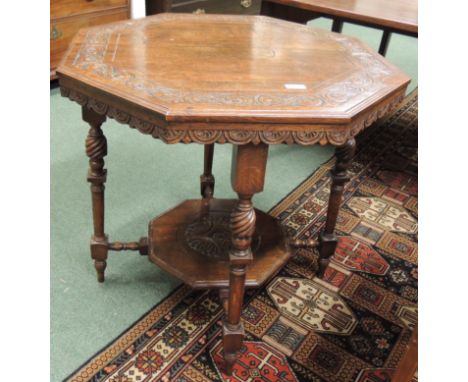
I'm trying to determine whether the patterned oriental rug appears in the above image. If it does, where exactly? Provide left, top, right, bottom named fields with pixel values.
left=66, top=90, right=418, bottom=382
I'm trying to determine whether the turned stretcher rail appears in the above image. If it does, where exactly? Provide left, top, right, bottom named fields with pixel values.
left=108, top=237, right=148, bottom=255
left=287, top=238, right=318, bottom=248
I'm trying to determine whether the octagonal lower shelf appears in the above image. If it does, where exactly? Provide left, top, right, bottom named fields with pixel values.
left=148, top=198, right=291, bottom=289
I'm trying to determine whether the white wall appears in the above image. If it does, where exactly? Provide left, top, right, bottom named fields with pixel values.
left=131, top=0, right=146, bottom=19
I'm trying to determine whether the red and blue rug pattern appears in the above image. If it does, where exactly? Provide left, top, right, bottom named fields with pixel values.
left=65, top=91, right=418, bottom=382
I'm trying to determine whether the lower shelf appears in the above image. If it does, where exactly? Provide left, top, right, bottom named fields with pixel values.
left=148, top=198, right=291, bottom=289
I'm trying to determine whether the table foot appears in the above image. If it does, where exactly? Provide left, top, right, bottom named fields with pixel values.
left=94, top=260, right=107, bottom=283
left=223, top=261, right=249, bottom=375
left=91, top=235, right=108, bottom=282
left=222, top=321, right=245, bottom=376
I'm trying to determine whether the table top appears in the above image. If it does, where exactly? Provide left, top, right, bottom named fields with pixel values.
left=268, top=0, right=418, bottom=33
left=57, top=14, right=410, bottom=146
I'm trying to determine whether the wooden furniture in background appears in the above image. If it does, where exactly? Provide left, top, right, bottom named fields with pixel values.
left=261, top=0, right=418, bottom=55
left=50, top=0, right=131, bottom=80
left=56, top=14, right=409, bottom=375
left=145, top=0, right=261, bottom=15
left=394, top=325, right=418, bottom=381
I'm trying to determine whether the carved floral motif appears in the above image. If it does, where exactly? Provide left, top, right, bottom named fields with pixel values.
left=184, top=215, right=231, bottom=259
left=183, top=214, right=261, bottom=258
left=61, top=85, right=404, bottom=145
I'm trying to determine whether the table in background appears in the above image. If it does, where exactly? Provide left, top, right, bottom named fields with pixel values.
left=261, top=0, right=418, bottom=55
left=50, top=0, right=131, bottom=80
left=145, top=0, right=261, bottom=15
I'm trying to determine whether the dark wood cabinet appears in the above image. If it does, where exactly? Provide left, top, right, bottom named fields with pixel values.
left=50, top=0, right=131, bottom=80
left=146, top=0, right=261, bottom=16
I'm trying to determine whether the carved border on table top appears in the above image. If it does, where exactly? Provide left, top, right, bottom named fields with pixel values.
left=68, top=15, right=394, bottom=109
left=60, top=86, right=404, bottom=145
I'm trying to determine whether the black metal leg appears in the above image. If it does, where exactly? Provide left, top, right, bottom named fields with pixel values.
left=332, top=19, right=344, bottom=33
left=379, top=30, right=392, bottom=56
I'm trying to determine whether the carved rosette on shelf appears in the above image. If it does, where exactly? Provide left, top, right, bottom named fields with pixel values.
left=184, top=215, right=232, bottom=259
left=60, top=87, right=405, bottom=146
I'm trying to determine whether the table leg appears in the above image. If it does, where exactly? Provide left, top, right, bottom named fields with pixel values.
left=83, top=106, right=108, bottom=283
left=379, top=30, right=392, bottom=56
left=200, top=144, right=215, bottom=198
left=318, top=138, right=356, bottom=277
left=331, top=19, right=344, bottom=33
left=219, top=288, right=229, bottom=314
left=223, top=143, right=268, bottom=375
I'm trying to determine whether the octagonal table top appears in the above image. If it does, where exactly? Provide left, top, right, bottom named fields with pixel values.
left=57, top=14, right=410, bottom=145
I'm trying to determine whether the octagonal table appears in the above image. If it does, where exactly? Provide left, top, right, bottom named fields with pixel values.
left=57, top=14, right=409, bottom=375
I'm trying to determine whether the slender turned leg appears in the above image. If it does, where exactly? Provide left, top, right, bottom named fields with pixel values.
left=318, top=138, right=356, bottom=277
left=223, top=143, right=268, bottom=375
left=331, top=19, right=344, bottom=33
left=83, top=106, right=108, bottom=283
left=219, top=288, right=229, bottom=314
left=200, top=144, right=215, bottom=198
left=379, top=30, right=392, bottom=56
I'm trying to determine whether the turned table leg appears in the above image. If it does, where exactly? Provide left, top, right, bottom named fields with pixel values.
left=318, top=138, right=356, bottom=277
left=200, top=144, right=215, bottom=198
left=223, top=143, right=268, bottom=375
left=83, top=106, right=108, bottom=283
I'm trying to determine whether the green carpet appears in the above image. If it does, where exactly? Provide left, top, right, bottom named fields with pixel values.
left=50, top=18, right=417, bottom=382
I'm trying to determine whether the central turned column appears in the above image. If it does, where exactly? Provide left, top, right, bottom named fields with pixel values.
left=223, top=143, right=269, bottom=375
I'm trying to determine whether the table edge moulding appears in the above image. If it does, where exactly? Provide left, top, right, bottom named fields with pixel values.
left=57, top=14, right=409, bottom=147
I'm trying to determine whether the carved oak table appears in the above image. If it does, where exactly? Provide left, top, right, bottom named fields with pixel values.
left=57, top=14, right=409, bottom=375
